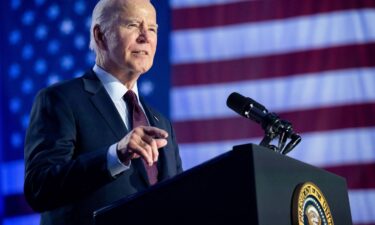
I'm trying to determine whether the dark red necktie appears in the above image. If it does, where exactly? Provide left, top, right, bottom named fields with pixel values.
left=124, top=90, right=158, bottom=185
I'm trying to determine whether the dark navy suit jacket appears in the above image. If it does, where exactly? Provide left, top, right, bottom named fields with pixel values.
left=24, top=70, right=183, bottom=225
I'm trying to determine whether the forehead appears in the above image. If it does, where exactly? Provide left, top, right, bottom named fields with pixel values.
left=119, top=1, right=156, bottom=22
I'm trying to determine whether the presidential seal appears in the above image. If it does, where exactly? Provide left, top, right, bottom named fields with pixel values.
left=292, top=182, right=334, bottom=225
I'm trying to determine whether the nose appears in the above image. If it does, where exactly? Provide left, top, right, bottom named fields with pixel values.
left=136, top=25, right=150, bottom=43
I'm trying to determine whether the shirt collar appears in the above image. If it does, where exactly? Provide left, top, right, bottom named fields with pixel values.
left=93, top=64, right=141, bottom=102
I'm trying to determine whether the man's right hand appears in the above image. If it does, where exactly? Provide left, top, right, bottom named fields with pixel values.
left=116, top=126, right=168, bottom=166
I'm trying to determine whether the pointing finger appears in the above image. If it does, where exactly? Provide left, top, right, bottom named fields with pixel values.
left=142, top=126, right=168, bottom=139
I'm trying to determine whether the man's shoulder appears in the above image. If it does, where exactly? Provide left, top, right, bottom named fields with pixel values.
left=40, top=70, right=94, bottom=93
left=36, top=70, right=96, bottom=100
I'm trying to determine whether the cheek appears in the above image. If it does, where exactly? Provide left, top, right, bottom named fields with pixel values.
left=114, top=32, right=132, bottom=51
left=152, top=36, right=157, bottom=49
left=150, top=38, right=157, bottom=57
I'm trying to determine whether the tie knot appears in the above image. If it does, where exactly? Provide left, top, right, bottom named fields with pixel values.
left=124, top=90, right=138, bottom=105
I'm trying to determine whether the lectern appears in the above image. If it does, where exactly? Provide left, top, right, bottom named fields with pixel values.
left=94, top=144, right=352, bottom=225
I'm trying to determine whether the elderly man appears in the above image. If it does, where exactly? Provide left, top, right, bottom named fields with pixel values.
left=24, top=0, right=183, bottom=224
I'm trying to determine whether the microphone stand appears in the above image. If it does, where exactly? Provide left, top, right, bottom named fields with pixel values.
left=258, top=113, right=301, bottom=154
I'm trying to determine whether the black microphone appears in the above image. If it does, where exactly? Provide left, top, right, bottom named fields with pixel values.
left=226, top=92, right=301, bottom=154
left=226, top=92, right=269, bottom=125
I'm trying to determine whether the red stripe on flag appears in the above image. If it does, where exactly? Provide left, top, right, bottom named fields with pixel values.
left=173, top=0, right=375, bottom=30
left=172, top=43, right=375, bottom=86
left=174, top=103, right=375, bottom=143
left=325, top=162, right=375, bottom=189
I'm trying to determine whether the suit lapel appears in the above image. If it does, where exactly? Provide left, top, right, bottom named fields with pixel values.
left=82, top=70, right=128, bottom=140
left=83, top=70, right=166, bottom=186
left=83, top=71, right=151, bottom=186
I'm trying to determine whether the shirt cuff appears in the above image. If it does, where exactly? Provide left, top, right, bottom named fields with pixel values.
left=107, top=143, right=131, bottom=177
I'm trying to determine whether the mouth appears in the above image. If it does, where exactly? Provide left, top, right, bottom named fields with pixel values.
left=132, top=50, right=148, bottom=55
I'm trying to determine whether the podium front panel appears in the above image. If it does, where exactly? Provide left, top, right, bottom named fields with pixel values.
left=95, top=144, right=352, bottom=225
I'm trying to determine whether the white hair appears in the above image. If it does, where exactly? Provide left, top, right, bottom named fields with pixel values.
left=89, top=0, right=120, bottom=54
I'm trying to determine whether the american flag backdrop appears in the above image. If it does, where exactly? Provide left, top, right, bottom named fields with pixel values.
left=0, top=0, right=374, bottom=224
left=170, top=0, right=375, bottom=224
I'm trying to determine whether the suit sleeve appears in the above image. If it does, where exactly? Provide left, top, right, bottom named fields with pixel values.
left=24, top=88, right=114, bottom=212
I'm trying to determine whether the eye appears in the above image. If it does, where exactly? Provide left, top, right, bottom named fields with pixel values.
left=127, top=23, right=139, bottom=29
left=149, top=27, right=157, bottom=33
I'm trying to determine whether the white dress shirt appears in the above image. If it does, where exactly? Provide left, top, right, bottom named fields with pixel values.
left=93, top=64, right=147, bottom=177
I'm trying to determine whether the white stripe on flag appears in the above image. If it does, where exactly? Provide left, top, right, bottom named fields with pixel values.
left=289, top=127, right=375, bottom=167
left=171, top=68, right=375, bottom=121
left=349, top=189, right=375, bottom=224
left=180, top=137, right=260, bottom=170
left=179, top=127, right=375, bottom=170
left=171, top=9, right=375, bottom=64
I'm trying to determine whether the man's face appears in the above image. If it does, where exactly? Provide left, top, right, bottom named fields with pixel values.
left=307, top=210, right=321, bottom=225
left=104, top=0, right=157, bottom=75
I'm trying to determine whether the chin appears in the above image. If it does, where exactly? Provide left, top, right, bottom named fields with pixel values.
left=137, top=64, right=152, bottom=74
left=126, top=61, right=151, bottom=74
left=134, top=67, right=151, bottom=75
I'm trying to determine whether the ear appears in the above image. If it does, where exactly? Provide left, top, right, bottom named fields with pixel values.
left=93, top=24, right=107, bottom=50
